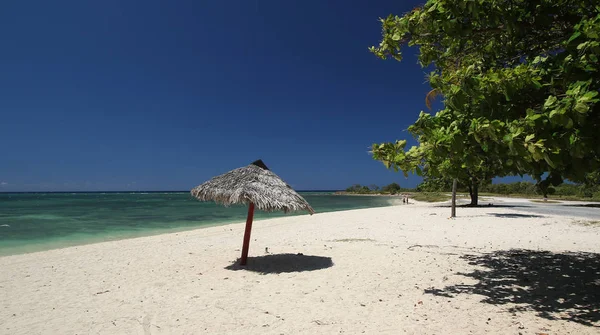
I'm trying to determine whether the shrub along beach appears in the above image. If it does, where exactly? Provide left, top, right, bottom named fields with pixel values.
left=339, top=181, right=600, bottom=202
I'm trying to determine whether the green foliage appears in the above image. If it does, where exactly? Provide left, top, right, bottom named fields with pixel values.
left=345, top=184, right=373, bottom=194
left=344, top=183, right=411, bottom=195
left=481, top=181, right=537, bottom=195
left=480, top=181, right=600, bottom=200
left=344, top=180, right=600, bottom=201
left=381, top=182, right=403, bottom=194
left=416, top=176, right=455, bottom=192
left=410, top=192, right=451, bottom=202
left=370, top=0, right=600, bottom=200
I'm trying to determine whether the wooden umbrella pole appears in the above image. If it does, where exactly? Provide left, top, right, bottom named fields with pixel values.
left=240, top=202, right=255, bottom=265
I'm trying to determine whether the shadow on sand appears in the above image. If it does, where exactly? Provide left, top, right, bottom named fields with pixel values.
left=225, top=253, right=333, bottom=274
left=488, top=213, right=545, bottom=218
left=434, top=204, right=529, bottom=209
left=566, top=203, right=600, bottom=208
left=424, top=249, right=600, bottom=327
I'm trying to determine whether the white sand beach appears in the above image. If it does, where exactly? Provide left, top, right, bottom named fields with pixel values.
left=1, top=201, right=599, bottom=334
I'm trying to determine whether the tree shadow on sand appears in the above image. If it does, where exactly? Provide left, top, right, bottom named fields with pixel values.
left=566, top=203, right=600, bottom=208
left=488, top=213, right=545, bottom=218
left=434, top=204, right=529, bottom=209
left=225, top=253, right=333, bottom=274
left=424, top=249, right=600, bottom=327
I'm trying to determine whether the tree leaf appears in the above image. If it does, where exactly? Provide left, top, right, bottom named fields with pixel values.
left=544, top=96, right=557, bottom=109
left=565, top=117, right=574, bottom=129
left=529, top=114, right=542, bottom=121
left=581, top=91, right=598, bottom=101
left=568, top=31, right=581, bottom=43
left=574, top=103, right=589, bottom=114
left=544, top=154, right=556, bottom=168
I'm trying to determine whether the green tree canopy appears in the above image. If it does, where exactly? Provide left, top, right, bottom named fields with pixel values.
left=370, top=0, right=600, bottom=203
left=345, top=184, right=372, bottom=194
left=381, top=182, right=403, bottom=194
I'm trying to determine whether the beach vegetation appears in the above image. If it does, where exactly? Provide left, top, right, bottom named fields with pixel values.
left=344, top=183, right=411, bottom=195
left=381, top=182, right=403, bottom=194
left=345, top=184, right=374, bottom=194
left=369, top=0, right=600, bottom=206
left=410, top=192, right=451, bottom=202
left=342, top=180, right=600, bottom=202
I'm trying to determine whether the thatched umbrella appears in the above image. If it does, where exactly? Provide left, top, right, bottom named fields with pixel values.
left=191, top=159, right=314, bottom=265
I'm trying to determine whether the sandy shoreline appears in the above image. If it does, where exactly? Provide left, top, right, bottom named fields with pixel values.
left=1, top=202, right=599, bottom=334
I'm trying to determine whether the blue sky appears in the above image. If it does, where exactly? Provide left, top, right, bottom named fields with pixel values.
left=0, top=1, right=518, bottom=192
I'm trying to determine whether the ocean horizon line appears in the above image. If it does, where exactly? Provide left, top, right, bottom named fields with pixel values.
left=0, top=190, right=342, bottom=194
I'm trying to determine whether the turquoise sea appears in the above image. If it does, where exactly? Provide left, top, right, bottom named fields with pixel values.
left=0, top=192, right=397, bottom=256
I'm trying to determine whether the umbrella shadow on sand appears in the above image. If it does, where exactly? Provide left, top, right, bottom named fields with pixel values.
left=225, top=253, right=333, bottom=274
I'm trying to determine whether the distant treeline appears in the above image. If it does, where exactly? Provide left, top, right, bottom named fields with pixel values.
left=345, top=181, right=600, bottom=200
left=482, top=182, right=600, bottom=200
left=345, top=183, right=410, bottom=195
left=421, top=180, right=600, bottom=199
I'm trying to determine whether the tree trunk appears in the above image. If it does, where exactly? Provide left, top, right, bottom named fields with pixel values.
left=470, top=183, right=479, bottom=206
left=451, top=179, right=457, bottom=217
left=468, top=185, right=473, bottom=204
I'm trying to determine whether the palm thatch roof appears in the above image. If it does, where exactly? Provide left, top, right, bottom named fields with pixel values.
left=191, top=160, right=315, bottom=214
